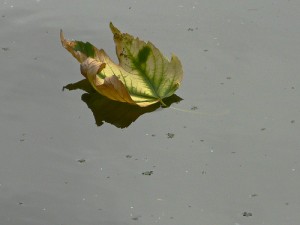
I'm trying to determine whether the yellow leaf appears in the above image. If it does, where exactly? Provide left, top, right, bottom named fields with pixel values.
left=60, top=23, right=183, bottom=107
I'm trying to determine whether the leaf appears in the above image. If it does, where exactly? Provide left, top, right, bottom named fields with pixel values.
left=60, top=22, right=183, bottom=107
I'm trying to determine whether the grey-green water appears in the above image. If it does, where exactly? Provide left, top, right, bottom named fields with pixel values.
left=1, top=0, right=300, bottom=224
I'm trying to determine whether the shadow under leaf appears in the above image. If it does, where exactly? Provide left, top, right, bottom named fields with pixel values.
left=63, top=79, right=183, bottom=128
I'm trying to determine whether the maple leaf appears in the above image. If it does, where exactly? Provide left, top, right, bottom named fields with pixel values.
left=60, top=22, right=183, bottom=107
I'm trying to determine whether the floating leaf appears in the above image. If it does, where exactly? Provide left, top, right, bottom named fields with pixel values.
left=60, top=22, right=183, bottom=107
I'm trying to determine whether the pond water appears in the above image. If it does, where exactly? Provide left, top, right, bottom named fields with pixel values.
left=1, top=0, right=299, bottom=224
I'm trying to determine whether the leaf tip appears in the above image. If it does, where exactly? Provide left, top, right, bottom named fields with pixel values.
left=60, top=29, right=66, bottom=46
left=109, top=22, right=120, bottom=35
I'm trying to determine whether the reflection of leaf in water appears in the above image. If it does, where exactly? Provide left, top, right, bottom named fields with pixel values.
left=63, top=79, right=96, bottom=93
left=63, top=79, right=182, bottom=128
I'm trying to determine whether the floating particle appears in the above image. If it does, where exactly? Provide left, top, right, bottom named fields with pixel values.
left=242, top=212, right=252, bottom=217
left=142, top=171, right=153, bottom=176
left=167, top=133, right=175, bottom=138
left=77, top=159, right=86, bottom=163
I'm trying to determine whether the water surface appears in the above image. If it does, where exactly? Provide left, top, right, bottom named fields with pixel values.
left=0, top=0, right=299, bottom=224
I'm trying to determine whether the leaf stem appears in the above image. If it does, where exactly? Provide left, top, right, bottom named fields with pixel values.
left=160, top=99, right=167, bottom=107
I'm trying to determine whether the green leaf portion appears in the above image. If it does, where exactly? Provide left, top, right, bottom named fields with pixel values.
left=74, top=41, right=95, bottom=58
left=137, top=46, right=151, bottom=64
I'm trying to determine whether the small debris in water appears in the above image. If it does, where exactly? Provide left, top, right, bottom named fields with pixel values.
left=242, top=212, right=252, bottom=217
left=126, top=155, right=133, bottom=159
left=187, top=27, right=198, bottom=31
left=190, top=106, right=198, bottom=110
left=167, top=133, right=175, bottom=138
left=131, top=216, right=140, bottom=221
left=77, top=159, right=86, bottom=163
left=142, top=171, right=153, bottom=176
left=19, top=133, right=26, bottom=142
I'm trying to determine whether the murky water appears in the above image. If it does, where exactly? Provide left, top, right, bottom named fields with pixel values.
left=1, top=0, right=299, bottom=224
